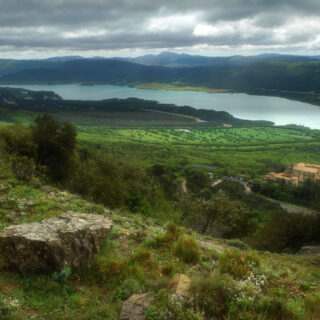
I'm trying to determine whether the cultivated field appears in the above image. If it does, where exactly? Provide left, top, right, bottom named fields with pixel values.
left=2, top=108, right=320, bottom=176
left=78, top=126, right=320, bottom=176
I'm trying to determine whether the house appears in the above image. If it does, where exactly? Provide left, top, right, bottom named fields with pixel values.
left=265, top=172, right=299, bottom=186
left=292, top=163, right=320, bottom=182
left=265, top=163, right=320, bottom=186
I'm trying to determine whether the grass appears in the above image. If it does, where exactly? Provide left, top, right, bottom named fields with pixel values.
left=78, top=127, right=317, bottom=146
left=0, top=160, right=319, bottom=319
left=77, top=126, right=320, bottom=176
left=1, top=104, right=320, bottom=318
left=3, top=108, right=320, bottom=176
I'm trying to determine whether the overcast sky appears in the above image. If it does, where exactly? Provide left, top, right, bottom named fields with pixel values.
left=1, top=0, right=320, bottom=58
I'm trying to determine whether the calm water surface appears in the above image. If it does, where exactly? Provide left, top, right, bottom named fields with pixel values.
left=3, top=84, right=320, bottom=129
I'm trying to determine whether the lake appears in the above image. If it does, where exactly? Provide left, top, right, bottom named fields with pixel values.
left=2, top=84, right=320, bottom=129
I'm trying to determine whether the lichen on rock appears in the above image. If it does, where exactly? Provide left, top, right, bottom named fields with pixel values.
left=0, top=212, right=112, bottom=273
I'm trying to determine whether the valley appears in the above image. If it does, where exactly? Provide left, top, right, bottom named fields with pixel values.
left=0, top=87, right=320, bottom=320
left=2, top=1, right=320, bottom=319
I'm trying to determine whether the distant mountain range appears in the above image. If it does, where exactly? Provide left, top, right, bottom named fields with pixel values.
left=123, top=52, right=320, bottom=68
left=1, top=52, right=320, bottom=94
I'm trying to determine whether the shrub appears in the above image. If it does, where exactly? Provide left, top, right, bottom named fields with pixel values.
left=174, top=235, right=200, bottom=264
left=181, top=194, right=256, bottom=239
left=0, top=124, right=35, bottom=158
left=185, top=169, right=211, bottom=194
left=255, top=212, right=320, bottom=252
left=255, top=297, right=298, bottom=320
left=131, top=248, right=155, bottom=269
left=69, top=150, right=172, bottom=216
left=191, top=273, right=237, bottom=319
left=160, top=263, right=175, bottom=276
left=304, top=294, right=320, bottom=320
left=11, top=155, right=36, bottom=182
left=146, top=291, right=204, bottom=320
left=95, top=255, right=127, bottom=284
left=149, top=224, right=182, bottom=248
left=0, top=295, right=11, bottom=320
left=219, top=250, right=260, bottom=280
left=114, top=278, right=142, bottom=301
left=32, top=114, right=76, bottom=182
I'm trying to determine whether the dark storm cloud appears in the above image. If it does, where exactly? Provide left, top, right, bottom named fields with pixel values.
left=0, top=0, right=320, bottom=56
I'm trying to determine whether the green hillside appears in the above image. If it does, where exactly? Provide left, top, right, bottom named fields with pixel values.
left=0, top=154, right=319, bottom=320
left=1, top=59, right=320, bottom=100
left=0, top=89, right=320, bottom=320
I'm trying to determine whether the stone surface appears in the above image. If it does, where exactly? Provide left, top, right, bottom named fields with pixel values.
left=300, top=246, right=320, bottom=255
left=0, top=212, right=112, bottom=273
left=169, top=274, right=191, bottom=298
left=120, top=293, right=153, bottom=320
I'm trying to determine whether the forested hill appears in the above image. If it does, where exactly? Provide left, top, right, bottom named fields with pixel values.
left=1, top=55, right=320, bottom=93
left=0, top=87, right=272, bottom=127
left=124, top=52, right=320, bottom=68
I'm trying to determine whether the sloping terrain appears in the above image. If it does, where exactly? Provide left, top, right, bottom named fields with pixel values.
left=0, top=157, right=319, bottom=320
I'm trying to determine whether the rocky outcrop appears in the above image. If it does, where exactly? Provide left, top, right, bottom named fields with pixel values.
left=169, top=274, right=191, bottom=298
left=300, top=246, right=320, bottom=255
left=120, top=293, right=153, bottom=320
left=0, top=212, right=112, bottom=273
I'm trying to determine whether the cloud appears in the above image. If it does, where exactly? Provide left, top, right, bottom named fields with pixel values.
left=0, top=0, right=320, bottom=57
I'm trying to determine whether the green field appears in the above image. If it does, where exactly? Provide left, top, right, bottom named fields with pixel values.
left=79, top=127, right=317, bottom=146
left=2, top=109, right=320, bottom=177
left=78, top=126, right=320, bottom=176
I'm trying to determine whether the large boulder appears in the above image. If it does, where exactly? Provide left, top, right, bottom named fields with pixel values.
left=120, top=293, right=153, bottom=320
left=0, top=212, right=112, bottom=273
left=299, top=246, right=320, bottom=255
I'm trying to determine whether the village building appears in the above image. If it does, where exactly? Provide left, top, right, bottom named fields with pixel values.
left=265, top=163, right=320, bottom=186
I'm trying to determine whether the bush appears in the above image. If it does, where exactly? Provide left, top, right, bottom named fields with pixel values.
left=181, top=194, right=256, bottom=239
left=174, top=235, right=200, bottom=264
left=255, top=297, right=298, bottom=320
left=131, top=248, right=155, bottom=269
left=191, top=273, right=237, bottom=319
left=114, top=278, right=143, bottom=301
left=95, top=255, right=128, bottom=284
left=146, top=291, right=203, bottom=320
left=0, top=295, right=12, bottom=320
left=11, top=156, right=36, bottom=182
left=219, top=250, right=260, bottom=280
left=69, top=151, right=171, bottom=215
left=185, top=169, right=211, bottom=194
left=149, top=224, right=182, bottom=248
left=254, top=212, right=320, bottom=252
left=0, top=124, right=35, bottom=158
left=32, top=114, right=76, bottom=182
left=304, top=294, right=320, bottom=320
